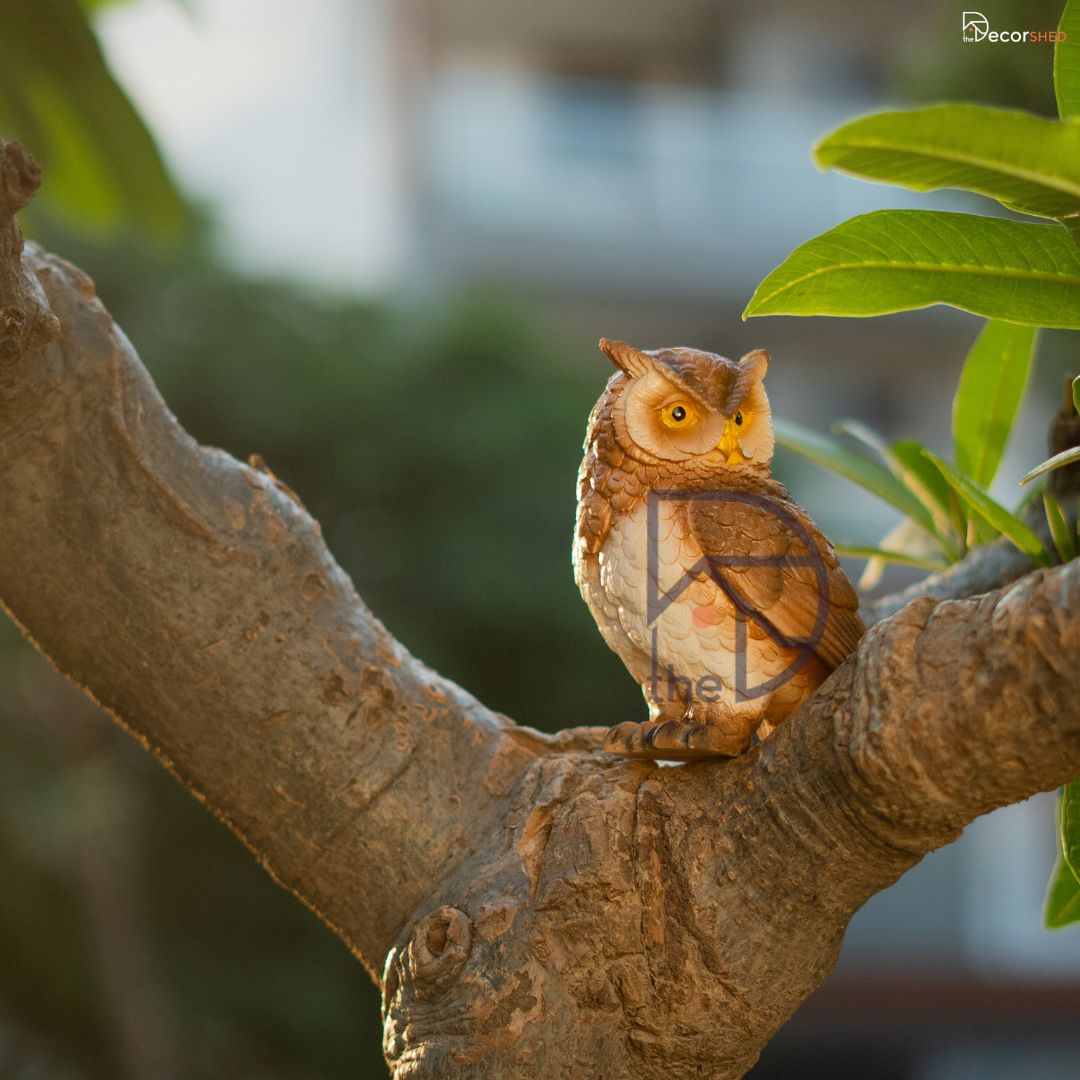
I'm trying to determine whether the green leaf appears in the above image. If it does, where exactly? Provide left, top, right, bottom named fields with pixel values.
left=1063, top=778, right=1080, bottom=881
left=1073, top=374, right=1080, bottom=416
left=743, top=211, right=1080, bottom=329
left=1045, top=856, right=1080, bottom=928
left=832, top=422, right=960, bottom=554
left=1056, top=0, right=1080, bottom=121
left=890, top=438, right=964, bottom=545
left=831, top=418, right=889, bottom=459
left=814, top=105, right=1080, bottom=224
left=967, top=511, right=1001, bottom=548
left=923, top=451, right=1050, bottom=564
left=1020, top=445, right=1080, bottom=485
left=0, top=0, right=187, bottom=238
left=855, top=517, right=951, bottom=588
left=952, top=320, right=1037, bottom=488
left=1044, top=492, right=1077, bottom=562
left=774, top=418, right=941, bottom=537
left=835, top=544, right=947, bottom=572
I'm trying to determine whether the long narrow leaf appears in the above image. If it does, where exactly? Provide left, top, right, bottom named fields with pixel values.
left=831, top=418, right=889, bottom=459
left=1063, top=779, right=1080, bottom=882
left=1020, top=445, right=1080, bottom=485
left=775, top=418, right=940, bottom=535
left=1045, top=857, right=1080, bottom=928
left=923, top=451, right=1050, bottom=564
left=890, top=439, right=964, bottom=546
left=1044, top=492, right=1077, bottom=562
left=1056, top=0, right=1080, bottom=244
left=835, top=544, right=947, bottom=572
left=815, top=105, right=1080, bottom=222
left=832, top=421, right=960, bottom=553
left=952, top=321, right=1037, bottom=487
left=853, top=517, right=949, bottom=588
left=743, top=211, right=1080, bottom=329
left=967, top=511, right=1001, bottom=547
left=1056, top=0, right=1080, bottom=121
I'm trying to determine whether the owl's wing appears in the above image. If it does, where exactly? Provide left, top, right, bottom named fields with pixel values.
left=686, top=494, right=864, bottom=670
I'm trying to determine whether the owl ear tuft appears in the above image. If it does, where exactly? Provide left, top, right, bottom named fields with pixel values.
left=737, top=348, right=770, bottom=382
left=598, top=338, right=652, bottom=378
left=732, top=348, right=770, bottom=409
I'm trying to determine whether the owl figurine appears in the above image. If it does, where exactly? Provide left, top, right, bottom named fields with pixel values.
left=574, top=338, right=865, bottom=762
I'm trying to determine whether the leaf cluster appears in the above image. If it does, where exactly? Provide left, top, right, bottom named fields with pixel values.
left=744, top=3, right=1080, bottom=926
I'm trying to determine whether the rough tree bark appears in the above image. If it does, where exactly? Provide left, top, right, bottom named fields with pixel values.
left=1, top=140, right=1078, bottom=1080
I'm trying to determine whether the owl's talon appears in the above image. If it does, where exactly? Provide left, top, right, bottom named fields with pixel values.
left=603, top=720, right=747, bottom=762
left=603, top=721, right=648, bottom=755
left=683, top=724, right=708, bottom=748
left=642, top=721, right=675, bottom=748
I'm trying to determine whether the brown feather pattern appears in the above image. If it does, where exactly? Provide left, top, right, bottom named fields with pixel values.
left=574, top=339, right=865, bottom=758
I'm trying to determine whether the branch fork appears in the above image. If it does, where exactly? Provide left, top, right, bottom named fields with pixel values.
left=0, top=139, right=1077, bottom=1079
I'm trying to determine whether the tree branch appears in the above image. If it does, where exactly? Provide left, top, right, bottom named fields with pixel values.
left=862, top=536, right=1035, bottom=624
left=1, top=140, right=1077, bottom=1079
left=0, top=140, right=546, bottom=979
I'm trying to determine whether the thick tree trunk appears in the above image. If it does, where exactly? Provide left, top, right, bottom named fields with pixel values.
left=1, top=140, right=1078, bottom=1079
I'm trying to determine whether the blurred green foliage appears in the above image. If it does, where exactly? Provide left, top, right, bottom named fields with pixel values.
left=892, top=0, right=1062, bottom=116
left=0, top=0, right=187, bottom=239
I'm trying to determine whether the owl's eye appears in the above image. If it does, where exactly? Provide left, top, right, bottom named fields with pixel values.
left=661, top=402, right=696, bottom=428
left=735, top=411, right=743, bottom=426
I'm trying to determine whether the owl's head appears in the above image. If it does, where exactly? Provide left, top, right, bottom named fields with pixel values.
left=596, top=338, right=774, bottom=469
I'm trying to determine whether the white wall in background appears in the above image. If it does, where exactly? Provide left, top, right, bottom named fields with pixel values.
left=96, top=0, right=406, bottom=292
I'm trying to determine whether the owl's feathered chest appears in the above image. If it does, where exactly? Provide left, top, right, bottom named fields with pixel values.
left=572, top=391, right=794, bottom=661
left=576, top=487, right=756, bottom=697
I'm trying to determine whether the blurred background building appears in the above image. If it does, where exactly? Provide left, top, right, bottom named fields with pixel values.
left=0, top=0, right=1077, bottom=1077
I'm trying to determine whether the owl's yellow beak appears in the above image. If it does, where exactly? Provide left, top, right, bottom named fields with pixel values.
left=717, top=417, right=745, bottom=465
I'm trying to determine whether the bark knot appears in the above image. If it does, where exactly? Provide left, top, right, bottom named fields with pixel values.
left=408, top=905, right=473, bottom=1002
